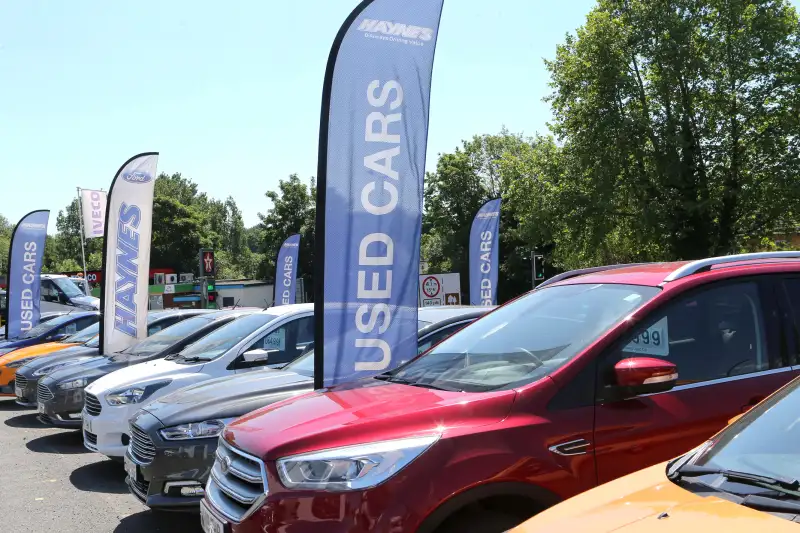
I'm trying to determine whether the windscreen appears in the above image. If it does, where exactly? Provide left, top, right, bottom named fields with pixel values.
left=388, top=284, right=660, bottom=393
left=52, top=277, right=85, bottom=299
left=66, top=322, right=100, bottom=344
left=176, top=313, right=279, bottom=361
left=120, top=315, right=215, bottom=356
left=20, top=313, right=79, bottom=339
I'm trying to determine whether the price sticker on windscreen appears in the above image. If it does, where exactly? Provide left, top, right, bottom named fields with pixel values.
left=623, top=316, right=669, bottom=357
left=264, top=329, right=286, bottom=352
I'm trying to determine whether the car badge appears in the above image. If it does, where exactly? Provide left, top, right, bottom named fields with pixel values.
left=220, top=455, right=232, bottom=475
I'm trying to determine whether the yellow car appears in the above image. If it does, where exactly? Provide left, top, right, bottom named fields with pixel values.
left=0, top=323, right=99, bottom=397
left=512, top=377, right=800, bottom=532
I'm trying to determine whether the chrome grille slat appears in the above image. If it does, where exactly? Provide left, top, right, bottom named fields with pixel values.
left=84, top=393, right=102, bottom=416
left=15, top=375, right=28, bottom=390
left=37, top=382, right=54, bottom=403
left=204, top=438, right=268, bottom=523
left=129, top=424, right=156, bottom=464
left=84, top=430, right=97, bottom=445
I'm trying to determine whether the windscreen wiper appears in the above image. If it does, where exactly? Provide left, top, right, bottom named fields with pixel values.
left=373, top=374, right=463, bottom=392
left=670, top=464, right=800, bottom=494
left=175, top=356, right=211, bottom=363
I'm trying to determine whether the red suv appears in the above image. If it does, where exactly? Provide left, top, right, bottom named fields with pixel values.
left=199, top=254, right=800, bottom=533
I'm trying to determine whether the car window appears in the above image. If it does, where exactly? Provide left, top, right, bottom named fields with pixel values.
left=56, top=321, right=79, bottom=336
left=245, top=316, right=314, bottom=366
left=690, top=377, right=800, bottom=482
left=417, top=322, right=470, bottom=356
left=51, top=277, right=85, bottom=299
left=66, top=321, right=100, bottom=343
left=778, top=278, right=800, bottom=365
left=604, top=282, right=770, bottom=386
left=121, top=315, right=215, bottom=356
left=178, top=313, right=279, bottom=361
left=19, top=313, right=78, bottom=339
left=148, top=315, right=183, bottom=336
left=390, top=284, right=659, bottom=393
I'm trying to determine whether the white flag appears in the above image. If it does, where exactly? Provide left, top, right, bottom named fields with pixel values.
left=100, top=153, right=158, bottom=354
left=80, top=189, right=107, bottom=239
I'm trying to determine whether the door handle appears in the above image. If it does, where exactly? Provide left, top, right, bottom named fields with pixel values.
left=549, top=439, right=592, bottom=456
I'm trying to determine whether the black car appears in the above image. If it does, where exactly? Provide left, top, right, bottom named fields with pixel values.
left=36, top=309, right=237, bottom=428
left=15, top=310, right=202, bottom=408
left=124, top=306, right=494, bottom=511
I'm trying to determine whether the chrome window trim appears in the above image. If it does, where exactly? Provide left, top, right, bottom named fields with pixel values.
left=641, top=366, right=794, bottom=397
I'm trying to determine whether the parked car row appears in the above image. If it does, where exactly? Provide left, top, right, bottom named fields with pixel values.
left=3, top=252, right=800, bottom=532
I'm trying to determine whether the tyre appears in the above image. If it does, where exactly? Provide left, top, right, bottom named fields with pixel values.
left=436, top=508, right=528, bottom=533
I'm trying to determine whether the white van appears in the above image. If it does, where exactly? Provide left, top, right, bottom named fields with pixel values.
left=82, top=304, right=313, bottom=458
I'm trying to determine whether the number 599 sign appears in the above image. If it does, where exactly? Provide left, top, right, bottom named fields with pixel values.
left=623, top=316, right=669, bottom=357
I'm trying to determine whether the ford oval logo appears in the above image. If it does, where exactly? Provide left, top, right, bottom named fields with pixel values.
left=122, top=171, right=153, bottom=184
left=220, top=455, right=232, bottom=475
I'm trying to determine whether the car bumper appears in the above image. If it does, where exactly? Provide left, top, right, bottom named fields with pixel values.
left=82, top=403, right=137, bottom=458
left=125, top=410, right=216, bottom=511
left=15, top=374, right=40, bottom=407
left=0, top=380, right=15, bottom=396
left=37, top=386, right=84, bottom=428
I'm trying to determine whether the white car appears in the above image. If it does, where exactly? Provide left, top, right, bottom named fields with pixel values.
left=82, top=304, right=313, bottom=459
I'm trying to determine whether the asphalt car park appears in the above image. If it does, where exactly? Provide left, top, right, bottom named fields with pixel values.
left=0, top=399, right=202, bottom=533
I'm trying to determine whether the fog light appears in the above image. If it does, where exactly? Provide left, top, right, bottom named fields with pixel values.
left=67, top=412, right=82, bottom=420
left=164, top=481, right=205, bottom=497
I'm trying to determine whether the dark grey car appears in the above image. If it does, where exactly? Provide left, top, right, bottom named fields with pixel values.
left=124, top=306, right=494, bottom=511
left=35, top=309, right=241, bottom=428
left=15, top=310, right=192, bottom=407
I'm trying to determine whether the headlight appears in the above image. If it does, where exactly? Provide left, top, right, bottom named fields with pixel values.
left=276, top=435, right=439, bottom=491
left=6, top=357, right=36, bottom=369
left=34, top=359, right=87, bottom=377
left=159, top=418, right=234, bottom=441
left=106, top=380, right=171, bottom=406
left=58, top=378, right=88, bottom=390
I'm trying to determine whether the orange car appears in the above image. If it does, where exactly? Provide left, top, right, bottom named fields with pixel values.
left=0, top=324, right=99, bottom=397
left=512, top=376, right=800, bottom=532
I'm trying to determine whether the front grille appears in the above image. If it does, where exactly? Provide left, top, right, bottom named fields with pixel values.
left=15, top=374, right=28, bottom=392
left=205, top=438, right=268, bottom=523
left=128, top=477, right=150, bottom=501
left=37, top=382, right=54, bottom=403
left=129, top=424, right=156, bottom=464
left=85, top=393, right=102, bottom=416
left=84, top=430, right=97, bottom=446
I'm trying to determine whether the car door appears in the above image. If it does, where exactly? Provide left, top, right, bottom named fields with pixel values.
left=232, top=316, right=314, bottom=373
left=592, top=277, right=796, bottom=484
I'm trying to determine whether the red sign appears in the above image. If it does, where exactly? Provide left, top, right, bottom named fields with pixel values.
left=201, top=250, right=215, bottom=276
left=422, top=276, right=441, bottom=298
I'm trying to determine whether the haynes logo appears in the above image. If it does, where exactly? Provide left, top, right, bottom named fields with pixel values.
left=358, top=19, right=434, bottom=44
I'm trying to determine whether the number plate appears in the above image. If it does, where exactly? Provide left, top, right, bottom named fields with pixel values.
left=200, top=501, right=227, bottom=533
left=124, top=455, right=138, bottom=481
left=37, top=403, right=45, bottom=414
left=83, top=414, right=92, bottom=434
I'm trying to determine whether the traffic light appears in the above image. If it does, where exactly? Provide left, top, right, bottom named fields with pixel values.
left=533, top=254, right=545, bottom=283
left=202, top=278, right=217, bottom=308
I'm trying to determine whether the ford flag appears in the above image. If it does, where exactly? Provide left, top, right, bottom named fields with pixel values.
left=99, top=153, right=159, bottom=354
left=469, top=198, right=502, bottom=306
left=314, top=0, right=445, bottom=388
left=80, top=189, right=107, bottom=239
left=275, top=234, right=300, bottom=306
left=4, top=210, right=49, bottom=339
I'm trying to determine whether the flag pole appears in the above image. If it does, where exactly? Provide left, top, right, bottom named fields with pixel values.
left=76, top=187, right=88, bottom=281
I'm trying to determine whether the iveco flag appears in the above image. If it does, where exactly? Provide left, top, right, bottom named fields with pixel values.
left=314, top=0, right=445, bottom=388
left=469, top=198, right=502, bottom=306
left=275, top=234, right=300, bottom=306
left=100, top=153, right=158, bottom=354
left=80, top=189, right=107, bottom=239
left=4, top=210, right=49, bottom=339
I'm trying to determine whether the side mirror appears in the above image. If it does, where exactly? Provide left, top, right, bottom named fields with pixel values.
left=48, top=333, right=69, bottom=342
left=242, top=348, right=273, bottom=364
left=614, top=357, right=678, bottom=396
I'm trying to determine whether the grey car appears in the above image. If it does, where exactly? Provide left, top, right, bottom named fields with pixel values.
left=124, top=306, right=494, bottom=511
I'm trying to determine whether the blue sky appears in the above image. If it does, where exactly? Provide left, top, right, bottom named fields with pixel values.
left=0, top=0, right=670, bottom=229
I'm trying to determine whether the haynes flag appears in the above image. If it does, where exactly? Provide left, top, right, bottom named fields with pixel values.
left=5, top=210, right=49, bottom=339
left=469, top=198, right=502, bottom=306
left=99, top=153, right=158, bottom=354
left=275, top=234, right=300, bottom=306
left=315, top=0, right=445, bottom=388
left=80, top=189, right=107, bottom=239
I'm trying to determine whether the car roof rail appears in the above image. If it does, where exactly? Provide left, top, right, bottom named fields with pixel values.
left=536, top=263, right=649, bottom=289
left=663, top=251, right=800, bottom=282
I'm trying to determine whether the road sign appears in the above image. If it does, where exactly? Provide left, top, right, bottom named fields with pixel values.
left=445, top=293, right=460, bottom=305
left=421, top=276, right=441, bottom=298
left=422, top=298, right=443, bottom=307
left=199, top=248, right=215, bottom=277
